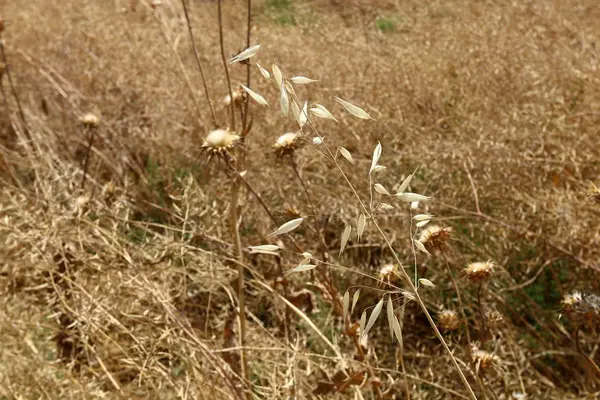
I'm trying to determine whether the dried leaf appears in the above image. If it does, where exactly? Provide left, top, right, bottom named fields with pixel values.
left=339, top=147, right=355, bottom=164
left=351, top=289, right=360, bottom=315
left=362, top=298, right=384, bottom=339
left=280, top=79, right=289, bottom=118
left=268, top=217, right=304, bottom=237
left=256, top=62, right=271, bottom=79
left=333, top=96, right=374, bottom=120
left=340, top=225, right=352, bottom=257
left=370, top=142, right=382, bottom=174
left=418, top=278, right=436, bottom=288
left=272, top=63, right=283, bottom=86
left=357, top=213, right=366, bottom=242
left=396, top=174, right=413, bottom=195
left=414, top=240, right=431, bottom=255
left=374, top=183, right=390, bottom=195
left=413, top=214, right=433, bottom=222
left=386, top=296, right=395, bottom=338
left=310, top=104, right=337, bottom=121
left=291, top=76, right=318, bottom=84
left=229, top=44, right=261, bottom=64
left=240, top=84, right=269, bottom=107
left=396, top=193, right=432, bottom=203
left=342, top=291, right=350, bottom=322
left=248, top=244, right=281, bottom=255
left=288, top=264, right=317, bottom=274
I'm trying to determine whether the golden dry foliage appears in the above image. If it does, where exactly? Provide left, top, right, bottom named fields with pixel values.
left=1, top=0, right=600, bottom=399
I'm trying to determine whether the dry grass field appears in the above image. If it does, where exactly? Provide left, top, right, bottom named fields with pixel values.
left=1, top=0, right=600, bottom=398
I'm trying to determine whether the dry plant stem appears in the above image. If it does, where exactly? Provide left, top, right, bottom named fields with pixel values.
left=229, top=174, right=251, bottom=399
left=80, top=127, right=96, bottom=189
left=442, top=250, right=472, bottom=347
left=328, top=156, right=478, bottom=400
left=0, top=35, right=31, bottom=143
left=463, top=161, right=481, bottom=215
left=477, top=283, right=488, bottom=342
left=397, top=307, right=411, bottom=400
left=179, top=0, right=217, bottom=127
left=217, top=0, right=235, bottom=130
left=574, top=324, right=600, bottom=378
left=289, top=156, right=318, bottom=220
left=242, top=0, right=252, bottom=131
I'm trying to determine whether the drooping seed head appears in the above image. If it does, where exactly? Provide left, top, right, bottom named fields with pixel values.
left=223, top=88, right=244, bottom=107
left=80, top=113, right=100, bottom=128
left=418, top=225, right=452, bottom=252
left=463, top=260, right=495, bottom=283
left=438, top=309, right=460, bottom=332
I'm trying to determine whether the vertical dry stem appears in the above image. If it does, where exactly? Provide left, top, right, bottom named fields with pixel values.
left=217, top=0, right=236, bottom=130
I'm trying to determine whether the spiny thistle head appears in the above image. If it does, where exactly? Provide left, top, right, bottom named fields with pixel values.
left=80, top=113, right=99, bottom=128
left=438, top=309, right=460, bottom=332
left=378, top=263, right=399, bottom=283
left=586, top=181, right=600, bottom=203
left=486, top=310, right=504, bottom=329
left=201, top=129, right=240, bottom=159
left=471, top=345, right=500, bottom=372
left=418, top=225, right=452, bottom=252
left=273, top=132, right=303, bottom=158
left=561, top=291, right=600, bottom=326
left=223, top=88, right=244, bottom=107
left=463, top=260, right=495, bottom=283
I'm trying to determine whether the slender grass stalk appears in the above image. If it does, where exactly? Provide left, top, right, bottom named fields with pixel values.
left=217, top=0, right=235, bottom=130
left=442, top=250, right=472, bottom=348
left=179, top=0, right=218, bottom=127
left=80, top=126, right=96, bottom=189
left=242, top=0, right=252, bottom=131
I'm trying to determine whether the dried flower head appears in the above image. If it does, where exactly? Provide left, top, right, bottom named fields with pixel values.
left=471, top=345, right=500, bottom=372
left=223, top=88, right=244, bottom=107
left=438, top=309, right=460, bottom=332
left=561, top=291, right=600, bottom=326
left=463, top=260, right=495, bottom=283
left=273, top=131, right=303, bottom=158
left=586, top=181, right=600, bottom=203
left=79, top=113, right=99, bottom=128
left=486, top=310, right=504, bottom=329
left=201, top=129, right=240, bottom=159
left=418, top=225, right=452, bottom=252
left=378, top=263, right=399, bottom=283
left=0, top=18, right=4, bottom=33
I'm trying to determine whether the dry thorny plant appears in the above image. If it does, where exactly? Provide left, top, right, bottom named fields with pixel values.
left=1, top=1, right=600, bottom=399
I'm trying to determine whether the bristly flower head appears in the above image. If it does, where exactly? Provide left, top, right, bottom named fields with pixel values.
left=378, top=263, right=399, bottom=283
left=471, top=344, right=500, bottom=373
left=418, top=225, right=452, bottom=252
left=201, top=129, right=240, bottom=160
left=586, top=181, right=600, bottom=203
left=80, top=113, right=100, bottom=128
left=463, top=260, right=495, bottom=283
left=438, top=309, right=460, bottom=332
left=273, top=131, right=303, bottom=158
left=561, top=291, right=600, bottom=327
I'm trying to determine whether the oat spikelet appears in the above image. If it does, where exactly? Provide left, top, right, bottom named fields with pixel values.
left=273, top=132, right=303, bottom=158
left=418, top=225, right=452, bottom=252
left=438, top=309, right=460, bottom=332
left=201, top=129, right=240, bottom=159
left=463, top=260, right=495, bottom=282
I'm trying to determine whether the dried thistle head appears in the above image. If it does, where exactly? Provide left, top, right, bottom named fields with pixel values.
left=471, top=345, right=500, bottom=373
left=438, top=309, right=460, bottom=332
left=418, top=225, right=452, bottom=252
left=463, top=260, right=495, bottom=283
left=273, top=131, right=303, bottom=158
left=0, top=18, right=4, bottom=33
left=378, top=263, right=399, bottom=283
left=586, top=181, right=600, bottom=203
left=561, top=291, right=600, bottom=326
left=79, top=113, right=100, bottom=128
left=201, top=129, right=240, bottom=160
left=486, top=310, right=504, bottom=329
left=223, top=87, right=245, bottom=108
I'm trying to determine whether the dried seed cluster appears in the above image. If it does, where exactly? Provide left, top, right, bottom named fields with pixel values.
left=79, top=113, right=100, bottom=128
left=561, top=291, right=600, bottom=326
left=273, top=132, right=303, bottom=158
left=201, top=129, right=240, bottom=159
left=438, top=309, right=460, bottom=332
left=418, top=225, right=452, bottom=252
left=463, top=260, right=495, bottom=283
